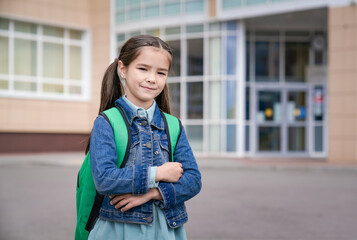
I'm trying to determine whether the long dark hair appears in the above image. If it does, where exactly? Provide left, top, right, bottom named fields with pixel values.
left=85, top=35, right=173, bottom=153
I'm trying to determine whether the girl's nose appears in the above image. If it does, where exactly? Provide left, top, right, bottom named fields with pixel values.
left=146, top=72, right=156, bottom=83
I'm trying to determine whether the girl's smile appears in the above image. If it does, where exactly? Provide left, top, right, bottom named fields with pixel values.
left=118, top=46, right=171, bottom=109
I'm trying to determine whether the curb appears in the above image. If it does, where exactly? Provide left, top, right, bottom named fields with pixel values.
left=1, top=152, right=357, bottom=172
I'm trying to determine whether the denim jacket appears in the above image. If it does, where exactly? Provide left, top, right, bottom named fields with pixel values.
left=90, top=97, right=202, bottom=228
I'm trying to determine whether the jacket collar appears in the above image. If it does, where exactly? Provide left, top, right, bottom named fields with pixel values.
left=115, top=97, right=164, bottom=130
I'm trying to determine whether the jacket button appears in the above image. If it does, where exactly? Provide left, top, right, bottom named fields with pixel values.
left=141, top=121, right=147, bottom=127
left=143, top=217, right=153, bottom=223
left=173, top=222, right=176, bottom=226
left=143, top=142, right=152, bottom=149
left=154, top=151, right=158, bottom=155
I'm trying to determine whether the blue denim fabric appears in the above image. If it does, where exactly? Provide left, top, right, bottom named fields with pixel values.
left=90, top=97, right=202, bottom=228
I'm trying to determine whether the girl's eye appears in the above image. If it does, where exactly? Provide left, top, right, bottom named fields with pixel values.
left=139, top=67, right=147, bottom=71
left=158, top=72, right=166, bottom=76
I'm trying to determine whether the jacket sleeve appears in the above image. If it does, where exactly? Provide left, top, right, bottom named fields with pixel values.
left=90, top=115, right=150, bottom=195
left=157, top=125, right=202, bottom=209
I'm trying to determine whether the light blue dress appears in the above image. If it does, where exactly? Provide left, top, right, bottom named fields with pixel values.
left=88, top=97, right=187, bottom=240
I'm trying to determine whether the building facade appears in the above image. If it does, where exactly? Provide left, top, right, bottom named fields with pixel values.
left=1, top=0, right=357, bottom=163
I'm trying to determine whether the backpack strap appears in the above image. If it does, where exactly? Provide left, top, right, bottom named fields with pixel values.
left=85, top=106, right=130, bottom=232
left=102, top=106, right=131, bottom=168
left=161, top=112, right=182, bottom=162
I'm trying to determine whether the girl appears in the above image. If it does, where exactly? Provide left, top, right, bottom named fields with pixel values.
left=87, top=35, right=202, bottom=239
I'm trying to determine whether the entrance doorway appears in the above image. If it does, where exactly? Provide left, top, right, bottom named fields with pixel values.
left=255, top=86, right=308, bottom=155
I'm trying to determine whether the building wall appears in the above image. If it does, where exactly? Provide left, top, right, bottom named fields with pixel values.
left=328, top=5, right=357, bottom=163
left=0, top=0, right=110, bottom=152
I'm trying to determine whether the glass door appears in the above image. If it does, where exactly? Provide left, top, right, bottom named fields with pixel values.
left=287, top=90, right=308, bottom=153
left=255, top=87, right=308, bottom=155
left=256, top=90, right=282, bottom=152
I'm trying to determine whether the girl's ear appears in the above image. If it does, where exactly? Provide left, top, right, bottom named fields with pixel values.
left=118, top=60, right=127, bottom=79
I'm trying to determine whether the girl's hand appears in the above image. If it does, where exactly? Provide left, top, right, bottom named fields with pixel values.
left=109, top=189, right=162, bottom=212
left=156, top=162, right=183, bottom=182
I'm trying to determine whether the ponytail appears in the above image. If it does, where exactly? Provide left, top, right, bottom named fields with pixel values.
left=156, top=84, right=171, bottom=114
left=98, top=59, right=124, bottom=114
left=85, top=59, right=124, bottom=154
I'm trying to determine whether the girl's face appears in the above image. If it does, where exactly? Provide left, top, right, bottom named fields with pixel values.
left=118, top=46, right=171, bottom=109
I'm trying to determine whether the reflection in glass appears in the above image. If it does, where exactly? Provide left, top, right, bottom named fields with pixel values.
left=0, top=80, right=8, bottom=89
left=185, top=0, right=204, bottom=13
left=208, top=81, right=221, bottom=119
left=288, top=127, right=305, bottom=151
left=43, top=43, right=64, bottom=78
left=226, top=36, right=237, bottom=75
left=313, top=86, right=324, bottom=121
left=255, top=41, right=279, bottom=82
left=187, top=38, right=203, bottom=75
left=70, top=46, right=82, bottom=80
left=167, top=40, right=180, bottom=76
left=287, top=91, right=306, bottom=122
left=257, top=91, right=281, bottom=123
left=285, top=42, right=309, bottom=82
left=245, top=125, right=249, bottom=151
left=116, top=11, right=125, bottom=24
left=246, top=41, right=250, bottom=81
left=14, top=81, right=36, bottom=92
left=0, top=18, right=9, bottom=30
left=187, top=82, right=203, bottom=119
left=14, top=21, right=37, bottom=34
left=15, top=39, right=37, bottom=76
left=43, top=25, right=64, bottom=37
left=226, top=81, right=236, bottom=119
left=209, top=125, right=221, bottom=152
left=128, top=8, right=141, bottom=21
left=227, top=124, right=236, bottom=152
left=209, top=37, right=221, bottom=75
left=314, top=126, right=323, bottom=152
left=69, top=30, right=82, bottom=40
left=43, top=83, right=64, bottom=93
left=164, top=2, right=180, bottom=16
left=145, top=5, right=160, bottom=18
left=186, top=125, right=203, bottom=152
left=0, top=37, right=8, bottom=74
left=168, top=82, right=180, bottom=118
left=246, top=0, right=266, bottom=5
left=259, top=127, right=280, bottom=151
left=245, top=87, right=250, bottom=120
left=222, top=0, right=240, bottom=9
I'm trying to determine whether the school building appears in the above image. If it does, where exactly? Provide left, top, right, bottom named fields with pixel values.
left=0, top=0, right=356, bottom=163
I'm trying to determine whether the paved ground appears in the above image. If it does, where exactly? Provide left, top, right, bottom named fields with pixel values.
left=0, top=153, right=357, bottom=240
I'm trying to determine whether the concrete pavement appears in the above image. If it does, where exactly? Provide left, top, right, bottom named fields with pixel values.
left=1, top=153, right=357, bottom=240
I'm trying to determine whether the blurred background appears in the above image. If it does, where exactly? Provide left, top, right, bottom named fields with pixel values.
left=1, top=1, right=357, bottom=239
left=1, top=0, right=357, bottom=164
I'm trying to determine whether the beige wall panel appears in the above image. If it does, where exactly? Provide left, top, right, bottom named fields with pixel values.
left=329, top=48, right=357, bottom=71
left=328, top=138, right=357, bottom=163
left=1, top=0, right=90, bottom=26
left=0, top=99, right=92, bottom=133
left=329, top=25, right=357, bottom=50
left=329, top=116, right=356, bottom=138
left=88, top=0, right=111, bottom=120
left=329, top=5, right=357, bottom=163
left=329, top=6, right=357, bottom=28
left=329, top=71, right=357, bottom=94
left=328, top=94, right=356, bottom=116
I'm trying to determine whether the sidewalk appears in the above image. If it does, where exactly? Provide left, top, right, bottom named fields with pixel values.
left=1, top=152, right=357, bottom=172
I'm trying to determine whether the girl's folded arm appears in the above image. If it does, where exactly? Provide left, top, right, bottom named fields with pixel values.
left=157, top=126, right=202, bottom=209
left=90, top=115, right=150, bottom=195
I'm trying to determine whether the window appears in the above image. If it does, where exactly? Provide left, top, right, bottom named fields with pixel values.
left=0, top=18, right=89, bottom=100
left=285, top=42, right=309, bottom=82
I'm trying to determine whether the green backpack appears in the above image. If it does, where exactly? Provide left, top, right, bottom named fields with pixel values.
left=75, top=106, right=181, bottom=240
